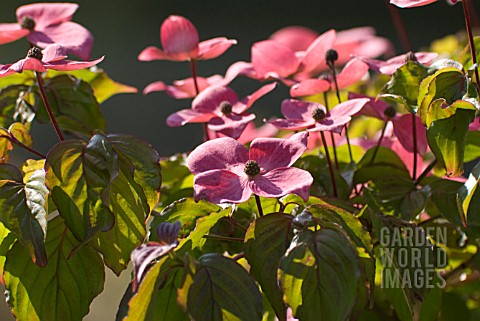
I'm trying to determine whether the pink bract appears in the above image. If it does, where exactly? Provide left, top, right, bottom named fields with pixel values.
left=166, top=83, right=276, bottom=139
left=138, top=15, right=237, bottom=62
left=187, top=132, right=313, bottom=203
left=390, top=0, right=458, bottom=8
left=0, top=44, right=104, bottom=76
left=143, top=75, right=223, bottom=97
left=0, top=3, right=93, bottom=60
left=269, top=98, right=369, bottom=133
left=357, top=52, right=438, bottom=75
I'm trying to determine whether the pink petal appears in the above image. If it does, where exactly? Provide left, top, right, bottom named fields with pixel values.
left=348, top=92, right=389, bottom=120
left=249, top=132, right=308, bottom=172
left=393, top=114, right=428, bottom=155
left=219, top=61, right=259, bottom=86
left=352, top=37, right=395, bottom=59
left=290, top=79, right=331, bottom=97
left=299, top=29, right=336, bottom=76
left=390, top=0, right=438, bottom=8
left=192, top=86, right=238, bottom=113
left=268, top=118, right=314, bottom=131
left=235, top=82, right=277, bottom=114
left=143, top=81, right=167, bottom=95
left=329, top=98, right=370, bottom=119
left=41, top=44, right=67, bottom=62
left=281, top=99, right=324, bottom=122
left=138, top=46, right=171, bottom=61
left=251, top=40, right=300, bottom=79
left=250, top=167, right=313, bottom=201
left=309, top=116, right=351, bottom=133
left=208, top=113, right=256, bottom=139
left=335, top=59, right=369, bottom=89
left=161, top=15, right=199, bottom=57
left=379, top=52, right=438, bottom=75
left=469, top=117, right=480, bottom=131
left=187, top=137, right=249, bottom=175
left=28, top=22, right=93, bottom=60
left=166, top=109, right=216, bottom=127
left=0, top=23, right=29, bottom=45
left=237, top=122, right=279, bottom=145
left=45, top=56, right=104, bottom=71
left=9, top=58, right=46, bottom=73
left=270, top=26, right=319, bottom=52
left=197, top=37, right=237, bottom=60
left=164, top=76, right=214, bottom=98
left=17, top=3, right=78, bottom=29
left=391, top=139, right=424, bottom=178
left=193, top=169, right=251, bottom=204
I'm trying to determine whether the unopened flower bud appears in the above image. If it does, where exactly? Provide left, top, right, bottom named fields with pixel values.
left=383, top=106, right=396, bottom=119
left=244, top=160, right=261, bottom=177
left=27, top=47, right=43, bottom=60
left=220, top=101, right=232, bottom=115
left=312, top=107, right=327, bottom=122
left=20, top=16, right=35, bottom=31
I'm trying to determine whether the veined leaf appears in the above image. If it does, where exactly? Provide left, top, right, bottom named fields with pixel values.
left=0, top=84, right=33, bottom=128
left=0, top=163, right=47, bottom=266
left=279, top=227, right=361, bottom=321
left=244, top=214, right=294, bottom=321
left=3, top=216, right=105, bottom=321
left=457, top=160, right=480, bottom=227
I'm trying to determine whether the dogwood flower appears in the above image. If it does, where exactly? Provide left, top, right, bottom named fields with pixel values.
left=0, top=3, right=93, bottom=60
left=138, top=15, right=237, bottom=62
left=391, top=0, right=459, bottom=8
left=0, top=44, right=104, bottom=76
left=269, top=98, right=369, bottom=133
left=143, top=75, right=223, bottom=97
left=187, top=132, right=313, bottom=203
left=356, top=51, right=438, bottom=75
left=167, top=83, right=276, bottom=139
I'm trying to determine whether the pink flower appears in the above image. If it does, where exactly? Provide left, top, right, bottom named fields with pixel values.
left=0, top=3, right=93, bottom=60
left=269, top=98, right=369, bottom=133
left=356, top=51, right=438, bottom=75
left=138, top=15, right=237, bottom=62
left=187, top=132, right=313, bottom=203
left=166, top=83, right=276, bottom=139
left=0, top=44, right=104, bottom=76
left=143, top=75, right=223, bottom=97
left=390, top=0, right=458, bottom=8
left=290, top=58, right=369, bottom=97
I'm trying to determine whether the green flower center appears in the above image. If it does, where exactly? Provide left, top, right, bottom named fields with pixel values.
left=27, top=47, right=43, bottom=60
left=312, top=107, right=326, bottom=122
left=244, top=160, right=260, bottom=177
left=220, top=101, right=232, bottom=115
left=20, top=16, right=35, bottom=31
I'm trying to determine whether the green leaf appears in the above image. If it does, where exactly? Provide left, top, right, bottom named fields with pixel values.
left=3, top=216, right=105, bottom=321
left=465, top=131, right=480, bottom=163
left=354, top=146, right=411, bottom=184
left=181, top=253, right=263, bottom=321
left=418, top=67, right=468, bottom=127
left=122, top=256, right=189, bottom=321
left=457, top=160, right=480, bottom=227
left=47, top=68, right=138, bottom=104
left=36, top=75, right=107, bottom=138
left=380, top=61, right=430, bottom=113
left=0, top=84, right=33, bottom=128
left=0, top=222, right=16, bottom=284
left=279, top=228, right=361, bottom=321
left=0, top=163, right=47, bottom=266
left=244, top=214, right=294, bottom=321
left=427, top=178, right=464, bottom=227
left=427, top=109, right=475, bottom=177
left=186, top=208, right=231, bottom=251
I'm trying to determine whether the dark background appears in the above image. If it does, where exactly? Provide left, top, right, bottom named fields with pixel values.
left=0, top=1, right=478, bottom=320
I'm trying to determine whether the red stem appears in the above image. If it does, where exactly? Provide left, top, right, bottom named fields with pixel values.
left=320, top=131, right=338, bottom=198
left=385, top=0, right=412, bottom=51
left=462, top=0, right=480, bottom=93
left=35, top=72, right=65, bottom=141
left=1, top=134, right=46, bottom=159
left=411, top=114, right=418, bottom=180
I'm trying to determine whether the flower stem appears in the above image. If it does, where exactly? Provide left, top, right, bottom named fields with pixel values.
left=369, top=121, right=388, bottom=165
left=328, top=63, right=354, bottom=163
left=254, top=194, right=264, bottom=217
left=320, top=131, right=338, bottom=198
left=190, top=59, right=200, bottom=95
left=385, top=0, right=412, bottom=51
left=413, top=158, right=438, bottom=186
left=462, top=0, right=480, bottom=94
left=323, top=92, right=339, bottom=169
left=35, top=72, right=64, bottom=141
left=411, top=114, right=418, bottom=180
left=0, top=134, right=46, bottom=159
left=203, top=234, right=244, bottom=242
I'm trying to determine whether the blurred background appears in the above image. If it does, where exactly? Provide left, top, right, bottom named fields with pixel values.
left=0, top=0, right=477, bottom=320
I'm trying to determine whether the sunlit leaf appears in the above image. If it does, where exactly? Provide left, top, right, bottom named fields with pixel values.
left=457, top=160, right=480, bottom=227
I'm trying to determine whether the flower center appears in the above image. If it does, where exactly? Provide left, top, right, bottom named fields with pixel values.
left=220, top=101, right=232, bottom=115
left=312, top=107, right=326, bottom=122
left=404, top=51, right=417, bottom=63
left=325, top=49, right=339, bottom=64
left=27, top=47, right=43, bottom=60
left=20, top=16, right=35, bottom=31
left=383, top=106, right=396, bottom=119
left=244, top=160, right=260, bottom=177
